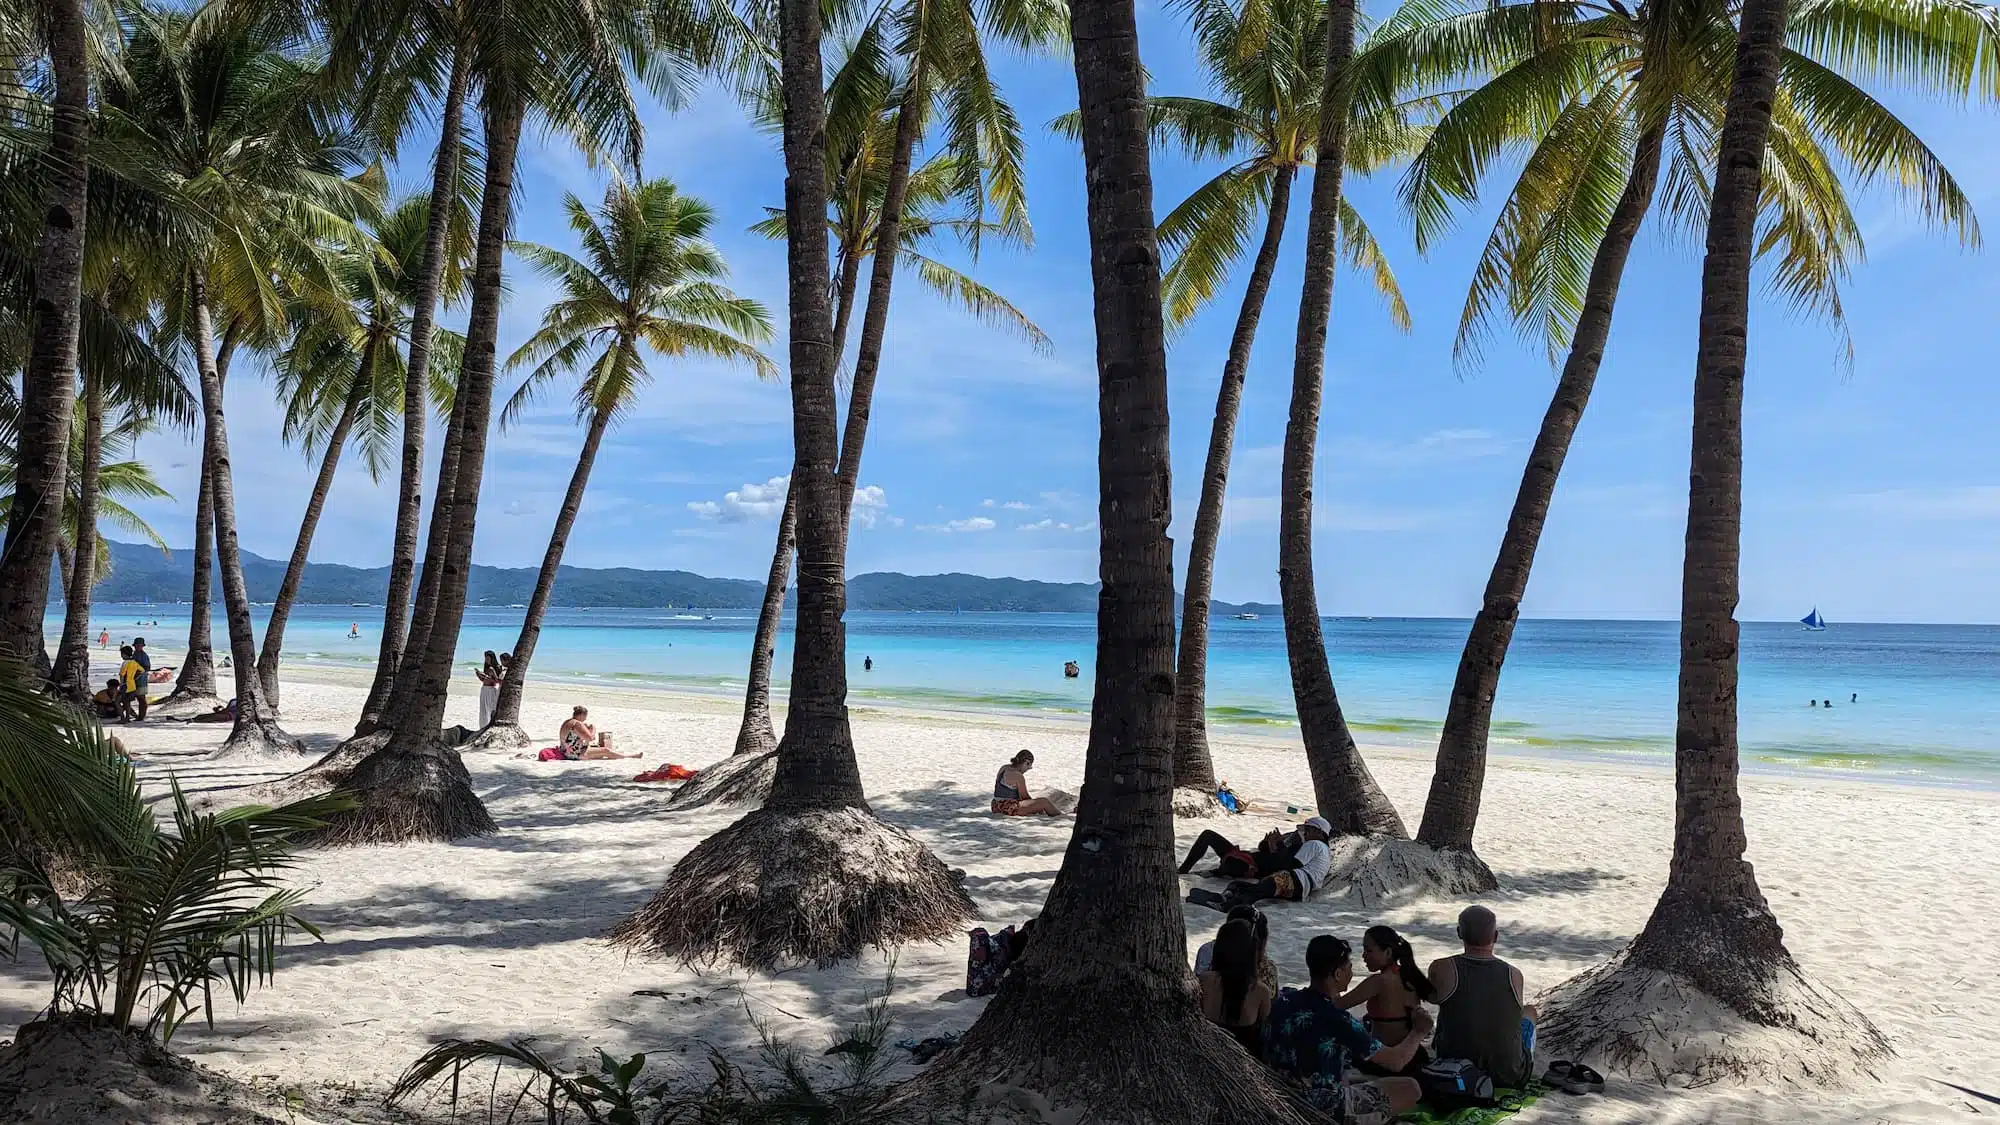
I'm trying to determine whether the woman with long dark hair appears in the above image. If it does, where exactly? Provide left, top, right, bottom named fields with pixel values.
left=1197, top=918, right=1272, bottom=1053
left=1341, top=924, right=1434, bottom=1075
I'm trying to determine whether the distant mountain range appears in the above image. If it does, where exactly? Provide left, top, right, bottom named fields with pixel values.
left=68, top=539, right=1281, bottom=616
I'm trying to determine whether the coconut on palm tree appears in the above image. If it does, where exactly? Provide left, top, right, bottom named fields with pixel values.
left=255, top=195, right=472, bottom=714
left=466, top=179, right=775, bottom=752
left=1356, top=0, right=1990, bottom=888
left=99, top=6, right=382, bottom=758
left=686, top=32, right=1052, bottom=808
left=1537, top=0, right=1891, bottom=1079
left=609, top=0, right=974, bottom=970
left=1078, top=0, right=1422, bottom=800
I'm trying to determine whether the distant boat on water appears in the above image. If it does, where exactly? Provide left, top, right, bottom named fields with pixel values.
left=1801, top=607, right=1827, bottom=631
left=1234, top=612, right=1258, bottom=620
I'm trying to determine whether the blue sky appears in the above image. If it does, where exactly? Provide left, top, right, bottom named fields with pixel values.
left=126, top=4, right=2000, bottom=623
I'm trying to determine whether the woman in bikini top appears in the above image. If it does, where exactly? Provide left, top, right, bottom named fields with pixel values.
left=1339, top=925, right=1436, bottom=1047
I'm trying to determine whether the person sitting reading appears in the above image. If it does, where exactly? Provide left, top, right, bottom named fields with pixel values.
left=1179, top=822, right=1306, bottom=879
left=1220, top=817, right=1333, bottom=906
left=558, top=707, right=639, bottom=760
left=1342, top=925, right=1436, bottom=1076
left=1265, top=935, right=1426, bottom=1124
left=1197, top=918, right=1273, bottom=1054
left=990, top=750, right=1058, bottom=816
left=1194, top=905, right=1279, bottom=998
left=1428, top=905, right=1536, bottom=1087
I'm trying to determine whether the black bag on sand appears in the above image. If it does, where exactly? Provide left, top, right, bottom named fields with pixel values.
left=1418, top=1058, right=1496, bottom=1110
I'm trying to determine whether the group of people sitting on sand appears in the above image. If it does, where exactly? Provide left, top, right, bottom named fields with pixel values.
left=91, top=638, right=163, bottom=723
left=1194, top=904, right=1544, bottom=1124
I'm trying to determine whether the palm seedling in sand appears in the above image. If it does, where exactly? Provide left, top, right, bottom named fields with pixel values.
left=609, top=0, right=977, bottom=972
left=309, top=0, right=717, bottom=844
left=692, top=22, right=1056, bottom=809
left=467, top=179, right=776, bottom=752
left=255, top=195, right=473, bottom=716
left=898, top=1, right=1314, bottom=1120
left=1086, top=0, right=1424, bottom=801
left=101, top=4, right=383, bottom=758
left=1352, top=0, right=1989, bottom=894
left=1537, top=0, right=1893, bottom=1080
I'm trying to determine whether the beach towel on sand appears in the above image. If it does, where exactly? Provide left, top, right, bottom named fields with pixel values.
left=632, top=763, right=696, bottom=783
left=1400, top=1083, right=1546, bottom=1125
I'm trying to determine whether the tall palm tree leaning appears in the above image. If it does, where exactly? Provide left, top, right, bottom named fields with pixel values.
left=467, top=179, right=776, bottom=752
left=1084, top=0, right=1420, bottom=800
left=609, top=0, right=973, bottom=969
left=255, top=195, right=471, bottom=714
left=0, top=0, right=89, bottom=673
left=103, top=8, right=381, bottom=758
left=1537, top=0, right=1890, bottom=1080
left=312, top=0, right=684, bottom=844
left=683, top=31, right=1053, bottom=809
left=1278, top=0, right=1407, bottom=839
left=903, top=0, right=1306, bottom=1119
left=1368, top=0, right=1989, bottom=891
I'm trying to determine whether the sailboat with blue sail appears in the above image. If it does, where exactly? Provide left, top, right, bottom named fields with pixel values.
left=1801, top=607, right=1827, bottom=631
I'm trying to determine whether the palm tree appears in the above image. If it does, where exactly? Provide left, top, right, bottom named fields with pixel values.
left=0, top=0, right=88, bottom=674
left=1538, top=0, right=1890, bottom=1077
left=315, top=0, right=695, bottom=844
left=469, top=179, right=775, bottom=750
left=1378, top=0, right=1988, bottom=876
left=1100, top=0, right=1421, bottom=795
left=255, top=196, right=471, bottom=713
left=101, top=6, right=381, bottom=757
left=1278, top=0, right=1407, bottom=838
left=610, top=0, right=973, bottom=969
left=907, top=0, right=1309, bottom=1118
left=696, top=39, right=1051, bottom=801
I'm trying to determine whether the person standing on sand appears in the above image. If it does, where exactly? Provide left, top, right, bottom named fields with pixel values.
left=130, top=638, right=151, bottom=720
left=476, top=651, right=501, bottom=728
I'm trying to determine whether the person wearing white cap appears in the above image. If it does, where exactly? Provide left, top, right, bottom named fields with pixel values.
left=1217, top=817, right=1333, bottom=908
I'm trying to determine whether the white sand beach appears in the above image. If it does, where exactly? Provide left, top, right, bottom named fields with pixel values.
left=3, top=667, right=1995, bottom=1124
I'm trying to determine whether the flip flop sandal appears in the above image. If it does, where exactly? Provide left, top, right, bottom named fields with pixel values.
left=1186, top=888, right=1231, bottom=912
left=1540, top=1061, right=1574, bottom=1087
left=1570, top=1064, right=1605, bottom=1093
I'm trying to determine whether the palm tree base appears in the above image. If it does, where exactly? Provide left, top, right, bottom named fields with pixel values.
left=898, top=976, right=1310, bottom=1125
left=193, top=731, right=387, bottom=814
left=213, top=715, right=305, bottom=759
left=731, top=710, right=777, bottom=757
left=462, top=721, right=532, bottom=752
left=152, top=687, right=222, bottom=718
left=1171, top=786, right=1226, bottom=818
left=1320, top=837, right=1498, bottom=906
left=306, top=743, right=496, bottom=846
left=0, top=1017, right=192, bottom=1123
left=609, top=804, right=972, bottom=970
left=661, top=750, right=776, bottom=812
left=1540, top=908, right=1890, bottom=1085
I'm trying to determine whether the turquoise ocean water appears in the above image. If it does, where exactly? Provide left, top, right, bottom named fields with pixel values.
left=68, top=604, right=2000, bottom=788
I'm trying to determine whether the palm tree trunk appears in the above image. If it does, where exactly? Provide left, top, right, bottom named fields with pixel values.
left=54, top=543, right=73, bottom=601
left=726, top=237, right=866, bottom=761
left=0, top=0, right=88, bottom=671
left=1279, top=0, right=1404, bottom=839
left=166, top=331, right=237, bottom=707
left=50, top=366, right=103, bottom=701
left=1628, top=0, right=1789, bottom=985
left=1415, top=125, right=1668, bottom=854
left=356, top=47, right=468, bottom=738
left=731, top=481, right=795, bottom=757
left=829, top=57, right=926, bottom=537
left=382, top=371, right=467, bottom=731
left=907, top=5, right=1305, bottom=1118
left=189, top=275, right=298, bottom=756
left=316, top=84, right=523, bottom=844
left=479, top=403, right=612, bottom=744
left=1172, top=166, right=1295, bottom=793
left=257, top=338, right=376, bottom=712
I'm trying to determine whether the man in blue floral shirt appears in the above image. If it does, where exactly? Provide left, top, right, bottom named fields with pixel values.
left=1265, top=936, right=1425, bottom=1124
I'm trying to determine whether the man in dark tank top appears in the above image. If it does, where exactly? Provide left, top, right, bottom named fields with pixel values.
left=1427, top=905, right=1535, bottom=1086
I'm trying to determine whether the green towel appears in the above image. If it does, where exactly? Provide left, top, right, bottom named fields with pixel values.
left=1398, top=1082, right=1548, bottom=1125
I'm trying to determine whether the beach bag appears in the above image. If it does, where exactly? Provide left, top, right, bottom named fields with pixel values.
left=537, top=747, right=567, bottom=762
left=1418, top=1058, right=1496, bottom=1110
left=965, top=926, right=1016, bottom=997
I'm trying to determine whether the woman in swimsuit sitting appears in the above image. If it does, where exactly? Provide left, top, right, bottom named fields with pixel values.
left=991, top=750, right=1058, bottom=816
left=1341, top=924, right=1436, bottom=1076
left=557, top=706, right=640, bottom=761
left=1197, top=918, right=1273, bottom=1055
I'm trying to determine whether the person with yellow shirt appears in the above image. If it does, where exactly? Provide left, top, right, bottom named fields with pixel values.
left=117, top=645, right=146, bottom=723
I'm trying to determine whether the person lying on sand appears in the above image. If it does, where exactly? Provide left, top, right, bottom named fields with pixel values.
left=556, top=706, right=640, bottom=761
left=186, top=699, right=237, bottom=724
left=1179, top=822, right=1308, bottom=879
left=991, top=750, right=1059, bottom=816
left=1204, top=817, right=1332, bottom=908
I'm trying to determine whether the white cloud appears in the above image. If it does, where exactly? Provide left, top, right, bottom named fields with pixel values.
left=1340, top=428, right=1514, bottom=468
left=1001, top=500, right=1031, bottom=510
left=1018, top=518, right=1095, bottom=533
left=1842, top=485, right=2000, bottom=520
left=919, top=516, right=997, bottom=533
left=688, top=475, right=891, bottom=527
